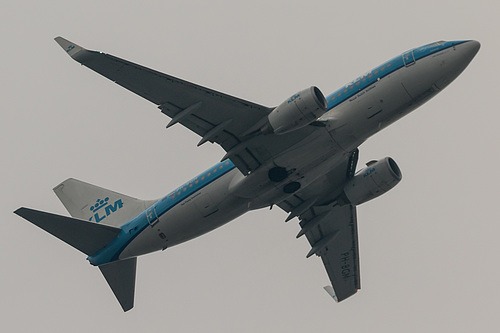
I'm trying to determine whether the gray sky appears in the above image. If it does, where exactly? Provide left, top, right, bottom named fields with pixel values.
left=2, top=1, right=499, bottom=332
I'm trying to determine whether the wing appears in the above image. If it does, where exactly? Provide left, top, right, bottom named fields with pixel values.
left=277, top=150, right=361, bottom=302
left=55, top=37, right=313, bottom=174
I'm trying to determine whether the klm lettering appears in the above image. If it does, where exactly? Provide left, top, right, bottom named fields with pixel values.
left=89, top=197, right=123, bottom=223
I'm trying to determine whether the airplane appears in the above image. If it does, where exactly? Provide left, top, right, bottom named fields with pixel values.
left=14, top=37, right=480, bottom=311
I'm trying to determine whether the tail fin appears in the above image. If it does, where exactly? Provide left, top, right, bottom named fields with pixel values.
left=53, top=178, right=156, bottom=227
left=14, top=207, right=137, bottom=311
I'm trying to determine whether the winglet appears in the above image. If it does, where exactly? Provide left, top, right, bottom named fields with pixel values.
left=54, top=36, right=87, bottom=59
left=323, top=285, right=339, bottom=302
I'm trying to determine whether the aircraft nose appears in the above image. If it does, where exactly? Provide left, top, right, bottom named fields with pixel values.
left=434, top=40, right=480, bottom=90
left=457, top=40, right=481, bottom=63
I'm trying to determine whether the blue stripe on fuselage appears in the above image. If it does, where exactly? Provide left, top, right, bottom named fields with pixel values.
left=88, top=160, right=237, bottom=265
left=325, top=40, right=468, bottom=110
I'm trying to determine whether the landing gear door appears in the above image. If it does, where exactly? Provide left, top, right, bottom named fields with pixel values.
left=146, top=206, right=159, bottom=226
left=402, top=50, right=415, bottom=66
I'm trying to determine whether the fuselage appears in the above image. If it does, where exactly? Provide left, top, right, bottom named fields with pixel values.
left=88, top=40, right=480, bottom=266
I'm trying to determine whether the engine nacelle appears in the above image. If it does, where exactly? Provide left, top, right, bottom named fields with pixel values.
left=267, top=86, right=327, bottom=134
left=343, top=157, right=402, bottom=206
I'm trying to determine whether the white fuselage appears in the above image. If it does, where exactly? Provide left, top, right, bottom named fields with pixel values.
left=118, top=41, right=479, bottom=260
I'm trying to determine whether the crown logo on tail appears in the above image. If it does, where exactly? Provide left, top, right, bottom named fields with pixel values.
left=89, top=197, right=123, bottom=223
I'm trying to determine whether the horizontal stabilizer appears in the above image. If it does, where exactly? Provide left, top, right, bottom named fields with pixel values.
left=99, top=258, right=137, bottom=312
left=14, top=208, right=121, bottom=256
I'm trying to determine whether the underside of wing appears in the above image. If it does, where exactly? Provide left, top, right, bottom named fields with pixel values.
left=277, top=150, right=361, bottom=302
left=54, top=37, right=280, bottom=174
left=311, top=205, right=360, bottom=302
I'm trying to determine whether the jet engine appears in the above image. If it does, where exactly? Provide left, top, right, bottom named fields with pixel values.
left=266, top=86, right=327, bottom=134
left=343, top=157, right=402, bottom=205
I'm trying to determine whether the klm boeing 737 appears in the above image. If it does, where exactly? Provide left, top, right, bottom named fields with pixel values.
left=14, top=37, right=480, bottom=311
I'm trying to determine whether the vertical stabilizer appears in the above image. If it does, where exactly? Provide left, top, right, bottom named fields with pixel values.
left=54, top=178, right=156, bottom=227
left=99, top=258, right=137, bottom=312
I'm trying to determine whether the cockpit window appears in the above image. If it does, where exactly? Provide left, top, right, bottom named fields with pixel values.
left=429, top=41, right=445, bottom=47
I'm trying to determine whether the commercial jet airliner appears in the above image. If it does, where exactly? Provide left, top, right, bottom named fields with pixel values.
left=15, top=37, right=480, bottom=311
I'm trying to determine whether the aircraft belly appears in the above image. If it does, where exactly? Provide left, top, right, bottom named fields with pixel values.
left=119, top=224, right=166, bottom=258
left=119, top=170, right=250, bottom=258
left=249, top=153, right=347, bottom=209
left=228, top=129, right=348, bottom=209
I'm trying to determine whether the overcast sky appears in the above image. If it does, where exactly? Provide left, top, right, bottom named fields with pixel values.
left=2, top=1, right=499, bottom=332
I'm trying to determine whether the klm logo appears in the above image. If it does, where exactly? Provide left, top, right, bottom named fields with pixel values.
left=287, top=94, right=300, bottom=104
left=89, top=197, right=123, bottom=223
left=363, top=167, right=376, bottom=178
